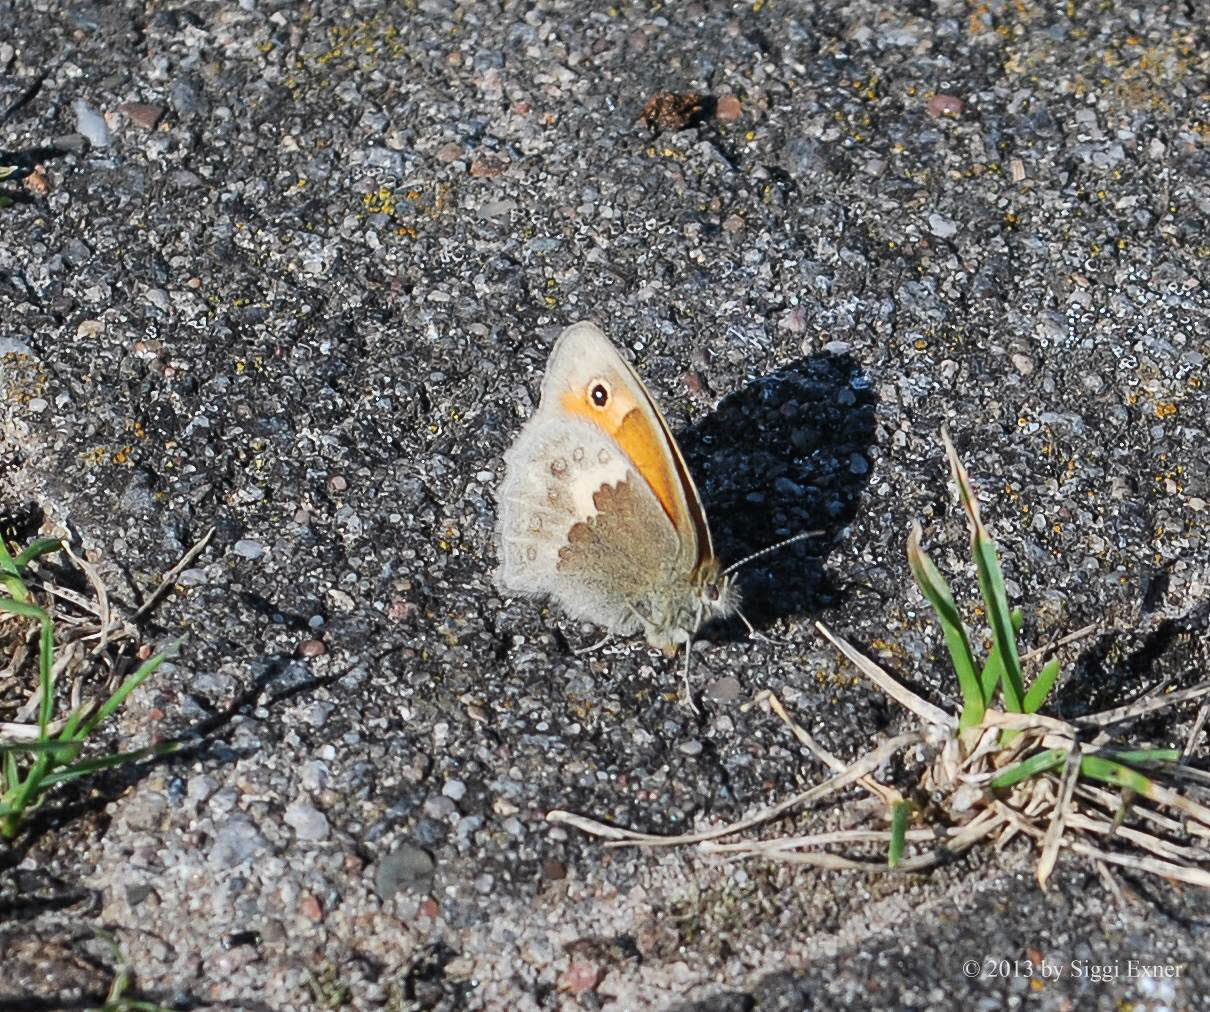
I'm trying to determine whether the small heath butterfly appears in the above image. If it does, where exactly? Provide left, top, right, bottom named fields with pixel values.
left=495, top=321, right=739, bottom=656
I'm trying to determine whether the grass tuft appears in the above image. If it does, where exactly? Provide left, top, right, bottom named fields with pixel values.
left=0, top=534, right=182, bottom=840
left=546, top=431, right=1210, bottom=892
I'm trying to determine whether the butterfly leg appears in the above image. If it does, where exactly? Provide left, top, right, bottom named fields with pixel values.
left=735, top=608, right=788, bottom=646
left=680, top=642, right=700, bottom=716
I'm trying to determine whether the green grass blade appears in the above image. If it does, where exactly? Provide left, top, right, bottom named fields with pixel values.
left=0, top=536, right=17, bottom=575
left=0, top=573, right=29, bottom=601
left=980, top=608, right=1022, bottom=704
left=1023, top=656, right=1061, bottom=714
left=0, top=739, right=81, bottom=757
left=907, top=522, right=985, bottom=728
left=13, top=537, right=63, bottom=568
left=36, top=738, right=186, bottom=788
left=943, top=430, right=1026, bottom=712
left=888, top=801, right=909, bottom=868
left=972, top=525, right=1025, bottom=709
left=1078, top=756, right=1158, bottom=796
left=0, top=598, right=47, bottom=621
left=57, top=703, right=89, bottom=742
left=37, top=613, right=55, bottom=733
left=77, top=644, right=177, bottom=739
left=989, top=748, right=1066, bottom=788
left=1099, top=748, right=1181, bottom=765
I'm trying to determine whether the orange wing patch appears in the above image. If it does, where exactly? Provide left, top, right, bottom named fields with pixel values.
left=560, top=384, right=684, bottom=533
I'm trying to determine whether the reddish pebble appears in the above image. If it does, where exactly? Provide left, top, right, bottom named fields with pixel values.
left=118, top=102, right=165, bottom=129
left=418, top=897, right=440, bottom=918
left=299, top=894, right=323, bottom=922
left=24, top=167, right=50, bottom=196
left=927, top=94, right=964, bottom=118
left=298, top=639, right=326, bottom=658
left=542, top=860, right=567, bottom=881
left=560, top=960, right=604, bottom=996
left=715, top=95, right=742, bottom=122
left=469, top=155, right=509, bottom=178
left=388, top=599, right=419, bottom=622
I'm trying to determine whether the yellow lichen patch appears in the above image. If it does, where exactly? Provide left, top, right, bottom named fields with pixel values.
left=363, top=186, right=398, bottom=216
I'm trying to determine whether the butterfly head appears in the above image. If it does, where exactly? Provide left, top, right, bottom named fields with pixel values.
left=695, top=555, right=740, bottom=625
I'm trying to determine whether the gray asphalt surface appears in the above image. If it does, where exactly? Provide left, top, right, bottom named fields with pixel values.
left=1, top=1, right=1208, bottom=1009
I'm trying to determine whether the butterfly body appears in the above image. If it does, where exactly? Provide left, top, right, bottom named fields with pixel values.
left=496, top=322, right=738, bottom=653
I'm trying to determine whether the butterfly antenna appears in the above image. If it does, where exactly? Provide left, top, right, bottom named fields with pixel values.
left=721, top=530, right=823, bottom=578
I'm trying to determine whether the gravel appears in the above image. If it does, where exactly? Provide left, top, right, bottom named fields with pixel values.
left=1, top=0, right=1207, bottom=1009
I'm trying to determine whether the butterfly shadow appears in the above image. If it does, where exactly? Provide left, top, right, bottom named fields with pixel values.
left=677, top=350, right=877, bottom=642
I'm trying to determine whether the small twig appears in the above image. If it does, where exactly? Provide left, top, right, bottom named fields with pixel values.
left=64, top=542, right=120, bottom=653
left=1068, top=840, right=1210, bottom=889
left=758, top=689, right=907, bottom=807
left=39, top=582, right=104, bottom=620
left=1074, top=783, right=1210, bottom=843
left=815, top=621, right=955, bottom=730
left=1019, top=622, right=1098, bottom=661
left=1037, top=744, right=1082, bottom=888
left=1094, top=859, right=1130, bottom=906
left=547, top=730, right=924, bottom=848
left=1065, top=811, right=1209, bottom=864
left=1081, top=680, right=1210, bottom=728
left=0, top=716, right=72, bottom=742
left=1183, top=697, right=1208, bottom=761
left=979, top=709, right=1080, bottom=737
left=131, top=526, right=215, bottom=623
left=702, top=827, right=922, bottom=856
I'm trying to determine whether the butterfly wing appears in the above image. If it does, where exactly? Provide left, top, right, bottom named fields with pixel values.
left=496, top=413, right=681, bottom=636
left=540, top=322, right=713, bottom=567
left=495, top=322, right=717, bottom=646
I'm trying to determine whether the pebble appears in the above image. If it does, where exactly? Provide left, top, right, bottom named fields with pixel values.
left=715, top=95, right=742, bottom=122
left=704, top=677, right=742, bottom=702
left=373, top=844, right=435, bottom=900
left=297, top=639, right=326, bottom=658
left=927, top=94, right=964, bottom=117
left=233, top=539, right=265, bottom=560
left=283, top=800, right=330, bottom=841
left=74, top=99, right=111, bottom=146
left=119, top=102, right=165, bottom=129
left=928, top=213, right=959, bottom=239
left=424, top=795, right=458, bottom=819
left=208, top=816, right=270, bottom=868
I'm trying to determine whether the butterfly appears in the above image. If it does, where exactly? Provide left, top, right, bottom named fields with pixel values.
left=495, top=321, right=740, bottom=657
